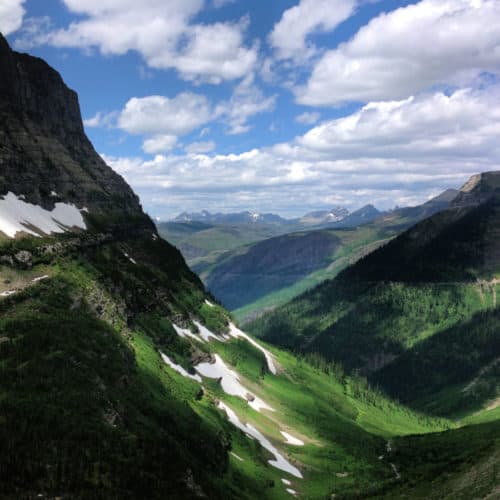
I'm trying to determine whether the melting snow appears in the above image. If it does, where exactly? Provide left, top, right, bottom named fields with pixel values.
left=172, top=324, right=205, bottom=343
left=193, top=320, right=225, bottom=342
left=0, top=290, right=16, bottom=297
left=196, top=354, right=274, bottom=413
left=32, top=275, right=49, bottom=282
left=230, top=452, right=244, bottom=462
left=0, top=192, right=87, bottom=238
left=280, top=431, right=304, bottom=446
left=286, top=488, right=297, bottom=496
left=282, top=479, right=292, bottom=486
left=229, top=322, right=277, bottom=375
left=160, top=352, right=202, bottom=382
left=218, top=402, right=303, bottom=478
left=123, top=252, right=137, bottom=265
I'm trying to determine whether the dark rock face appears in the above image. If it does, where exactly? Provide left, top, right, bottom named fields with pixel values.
left=0, top=33, right=153, bottom=232
left=451, top=172, right=500, bottom=208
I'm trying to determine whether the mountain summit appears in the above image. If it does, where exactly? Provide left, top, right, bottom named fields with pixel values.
left=0, top=33, right=152, bottom=237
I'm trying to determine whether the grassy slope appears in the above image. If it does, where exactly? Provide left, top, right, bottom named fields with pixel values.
left=157, top=222, right=287, bottom=266
left=249, top=201, right=500, bottom=420
left=2, top=229, right=498, bottom=499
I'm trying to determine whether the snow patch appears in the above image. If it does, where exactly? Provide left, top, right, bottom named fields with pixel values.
left=281, top=478, right=291, bottom=486
left=286, top=488, right=297, bottom=496
left=32, top=275, right=49, bottom=283
left=123, top=252, right=137, bottom=265
left=205, top=299, right=215, bottom=307
left=172, top=323, right=205, bottom=343
left=280, top=431, right=304, bottom=446
left=193, top=320, right=225, bottom=342
left=229, top=322, right=277, bottom=375
left=230, top=452, right=244, bottom=462
left=218, top=402, right=302, bottom=478
left=0, top=290, right=16, bottom=297
left=0, top=192, right=87, bottom=238
left=160, top=352, right=202, bottom=382
left=196, top=355, right=274, bottom=413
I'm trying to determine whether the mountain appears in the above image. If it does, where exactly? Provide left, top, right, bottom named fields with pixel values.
left=328, top=204, right=382, bottom=228
left=297, top=206, right=350, bottom=225
left=173, top=210, right=288, bottom=225
left=2, top=35, right=499, bottom=500
left=193, top=190, right=457, bottom=323
left=0, top=35, right=151, bottom=237
left=250, top=172, right=500, bottom=420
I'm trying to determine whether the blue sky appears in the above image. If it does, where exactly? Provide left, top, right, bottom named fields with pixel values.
left=2, top=0, right=500, bottom=219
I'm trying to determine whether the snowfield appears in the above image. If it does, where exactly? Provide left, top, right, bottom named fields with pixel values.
left=0, top=192, right=87, bottom=238
left=160, top=352, right=202, bottom=382
left=280, top=431, right=305, bottom=446
left=228, top=322, right=277, bottom=375
left=218, top=401, right=303, bottom=478
left=196, top=354, right=274, bottom=413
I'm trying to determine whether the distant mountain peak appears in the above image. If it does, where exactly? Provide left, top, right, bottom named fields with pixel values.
left=172, top=210, right=287, bottom=225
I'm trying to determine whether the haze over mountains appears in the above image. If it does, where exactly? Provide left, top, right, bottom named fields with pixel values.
left=172, top=205, right=381, bottom=229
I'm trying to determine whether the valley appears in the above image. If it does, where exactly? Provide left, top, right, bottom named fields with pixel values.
left=1, top=10, right=499, bottom=499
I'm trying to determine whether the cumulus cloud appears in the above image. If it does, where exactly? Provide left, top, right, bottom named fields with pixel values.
left=216, top=74, right=276, bottom=134
left=295, top=111, right=320, bottom=125
left=185, top=141, right=216, bottom=154
left=270, top=0, right=357, bottom=60
left=143, top=135, right=178, bottom=154
left=118, top=93, right=212, bottom=136
left=22, top=0, right=257, bottom=83
left=83, top=110, right=118, bottom=128
left=0, top=0, right=25, bottom=35
left=103, top=85, right=500, bottom=218
left=297, top=0, right=500, bottom=106
left=299, top=87, right=500, bottom=160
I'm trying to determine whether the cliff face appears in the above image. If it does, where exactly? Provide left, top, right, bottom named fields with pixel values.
left=451, top=172, right=500, bottom=208
left=0, top=33, right=152, bottom=232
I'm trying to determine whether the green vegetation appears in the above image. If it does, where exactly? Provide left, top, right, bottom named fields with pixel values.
left=249, top=198, right=500, bottom=424
left=4, top=228, right=492, bottom=499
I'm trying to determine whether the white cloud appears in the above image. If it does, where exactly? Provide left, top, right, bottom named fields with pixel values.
left=295, top=111, right=320, bottom=125
left=299, top=87, right=500, bottom=160
left=83, top=110, right=118, bottom=128
left=118, top=93, right=212, bottom=136
left=185, top=141, right=216, bottom=154
left=216, top=74, right=276, bottom=134
left=104, top=85, right=500, bottom=218
left=23, top=0, right=257, bottom=83
left=0, top=0, right=25, bottom=35
left=298, top=0, right=500, bottom=106
left=270, top=0, right=356, bottom=60
left=143, top=134, right=178, bottom=154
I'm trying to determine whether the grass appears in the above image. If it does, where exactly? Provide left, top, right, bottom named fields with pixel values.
left=1, top=230, right=498, bottom=499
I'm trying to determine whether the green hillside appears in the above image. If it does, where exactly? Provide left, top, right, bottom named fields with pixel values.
left=193, top=193, right=457, bottom=324
left=249, top=177, right=500, bottom=421
left=4, top=228, right=498, bottom=499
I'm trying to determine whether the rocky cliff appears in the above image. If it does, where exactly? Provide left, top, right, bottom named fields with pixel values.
left=0, top=33, right=152, bottom=233
left=451, top=171, right=500, bottom=208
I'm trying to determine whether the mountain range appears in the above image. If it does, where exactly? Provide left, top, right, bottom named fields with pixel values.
left=1, top=33, right=498, bottom=499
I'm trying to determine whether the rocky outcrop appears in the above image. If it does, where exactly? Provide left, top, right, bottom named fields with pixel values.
left=451, top=172, right=500, bottom=208
left=0, top=33, right=153, bottom=233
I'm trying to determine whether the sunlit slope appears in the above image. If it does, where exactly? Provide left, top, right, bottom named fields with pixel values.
left=1, top=231, right=459, bottom=499
left=250, top=180, right=500, bottom=420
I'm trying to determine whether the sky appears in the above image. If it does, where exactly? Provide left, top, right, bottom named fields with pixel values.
left=2, top=0, right=500, bottom=220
